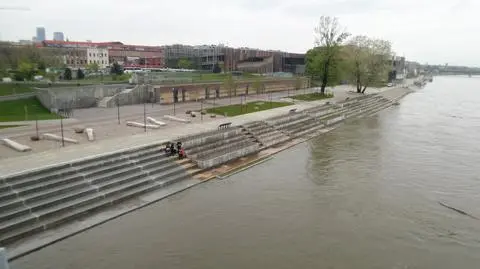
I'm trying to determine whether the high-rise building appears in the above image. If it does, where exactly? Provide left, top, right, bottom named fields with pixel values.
left=36, top=27, right=46, bottom=42
left=53, top=32, right=64, bottom=41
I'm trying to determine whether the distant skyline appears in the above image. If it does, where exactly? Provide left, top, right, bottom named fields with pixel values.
left=0, top=0, right=479, bottom=66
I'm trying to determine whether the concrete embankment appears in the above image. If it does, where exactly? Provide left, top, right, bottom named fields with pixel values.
left=0, top=87, right=412, bottom=260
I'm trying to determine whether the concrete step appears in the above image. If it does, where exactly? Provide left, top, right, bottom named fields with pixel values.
left=276, top=116, right=313, bottom=131
left=243, top=121, right=264, bottom=130
left=245, top=122, right=271, bottom=133
left=281, top=118, right=316, bottom=133
left=267, top=113, right=307, bottom=126
left=0, top=204, right=32, bottom=226
left=363, top=100, right=393, bottom=117
left=346, top=99, right=387, bottom=118
left=4, top=148, right=166, bottom=201
left=258, top=133, right=290, bottom=147
left=196, top=141, right=258, bottom=161
left=0, top=158, right=190, bottom=240
left=296, top=124, right=327, bottom=138
left=287, top=121, right=325, bottom=137
left=0, top=190, right=17, bottom=203
left=4, top=146, right=162, bottom=192
left=249, top=126, right=277, bottom=137
left=255, top=129, right=286, bottom=141
left=195, top=139, right=254, bottom=160
left=0, top=183, right=12, bottom=195
left=186, top=135, right=246, bottom=156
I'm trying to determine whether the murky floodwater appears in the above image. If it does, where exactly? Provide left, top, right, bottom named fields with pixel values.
left=12, top=76, right=480, bottom=269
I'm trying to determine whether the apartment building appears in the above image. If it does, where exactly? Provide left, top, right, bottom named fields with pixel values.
left=87, top=47, right=109, bottom=68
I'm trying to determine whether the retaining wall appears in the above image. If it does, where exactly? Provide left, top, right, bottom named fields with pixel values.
left=35, top=84, right=131, bottom=111
left=154, top=78, right=309, bottom=104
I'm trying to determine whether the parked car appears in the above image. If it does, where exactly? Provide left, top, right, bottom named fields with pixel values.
left=387, top=83, right=393, bottom=87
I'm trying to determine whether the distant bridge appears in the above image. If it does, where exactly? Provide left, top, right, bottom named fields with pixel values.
left=424, top=65, right=480, bottom=76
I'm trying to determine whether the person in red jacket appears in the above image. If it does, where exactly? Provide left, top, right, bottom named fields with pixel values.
left=178, top=147, right=186, bottom=159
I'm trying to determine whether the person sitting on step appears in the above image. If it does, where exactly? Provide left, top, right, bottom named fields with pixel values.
left=164, top=142, right=171, bottom=156
left=178, top=147, right=186, bottom=159
left=170, top=143, right=176, bottom=156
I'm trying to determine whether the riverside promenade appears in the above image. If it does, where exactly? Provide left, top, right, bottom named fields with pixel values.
left=0, top=85, right=412, bottom=178
left=0, top=85, right=414, bottom=260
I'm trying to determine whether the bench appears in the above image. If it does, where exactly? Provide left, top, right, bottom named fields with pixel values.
left=218, top=122, right=232, bottom=129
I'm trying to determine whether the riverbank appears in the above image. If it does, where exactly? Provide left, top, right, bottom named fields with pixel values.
left=1, top=84, right=415, bottom=261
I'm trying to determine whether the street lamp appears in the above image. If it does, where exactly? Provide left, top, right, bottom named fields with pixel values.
left=116, top=96, right=120, bottom=124
left=143, top=84, right=147, bottom=133
left=200, top=100, right=204, bottom=122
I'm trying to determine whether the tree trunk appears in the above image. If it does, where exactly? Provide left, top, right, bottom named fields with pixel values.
left=355, top=62, right=362, bottom=93
left=361, top=85, right=367, bottom=94
left=320, top=59, right=330, bottom=94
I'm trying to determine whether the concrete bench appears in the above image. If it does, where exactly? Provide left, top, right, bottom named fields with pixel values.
left=218, top=122, right=232, bottom=130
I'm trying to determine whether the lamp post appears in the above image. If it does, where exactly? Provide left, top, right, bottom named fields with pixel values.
left=269, top=92, right=272, bottom=108
left=60, top=106, right=65, bottom=147
left=144, top=84, right=147, bottom=133
left=116, top=96, right=120, bottom=124
left=200, top=101, right=204, bottom=122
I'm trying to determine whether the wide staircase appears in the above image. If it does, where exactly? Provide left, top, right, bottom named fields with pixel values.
left=0, top=144, right=198, bottom=246
left=242, top=121, right=290, bottom=148
left=182, top=126, right=260, bottom=169
left=265, top=111, right=324, bottom=138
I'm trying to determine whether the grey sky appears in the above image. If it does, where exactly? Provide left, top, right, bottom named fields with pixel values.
left=0, top=0, right=478, bottom=66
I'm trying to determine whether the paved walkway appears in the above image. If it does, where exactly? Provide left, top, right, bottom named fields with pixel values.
left=0, top=82, right=417, bottom=177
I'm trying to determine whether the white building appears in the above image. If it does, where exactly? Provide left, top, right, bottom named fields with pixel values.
left=87, top=47, right=109, bottom=69
left=53, top=32, right=64, bottom=41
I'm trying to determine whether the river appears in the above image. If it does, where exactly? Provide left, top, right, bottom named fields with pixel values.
left=11, top=76, right=480, bottom=269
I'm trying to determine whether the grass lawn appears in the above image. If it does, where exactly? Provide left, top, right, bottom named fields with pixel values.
left=0, top=97, right=61, bottom=122
left=0, top=83, right=36, bottom=96
left=207, top=101, right=293, bottom=117
left=291, top=92, right=334, bottom=101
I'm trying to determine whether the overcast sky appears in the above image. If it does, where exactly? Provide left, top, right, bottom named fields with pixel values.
left=0, top=0, right=478, bottom=66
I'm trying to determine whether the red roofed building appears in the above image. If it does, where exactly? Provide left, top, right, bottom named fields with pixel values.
left=38, top=40, right=165, bottom=69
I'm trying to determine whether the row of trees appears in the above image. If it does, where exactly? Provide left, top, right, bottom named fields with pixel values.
left=306, top=16, right=394, bottom=94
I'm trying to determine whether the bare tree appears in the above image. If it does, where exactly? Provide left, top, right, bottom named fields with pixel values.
left=347, top=36, right=393, bottom=93
left=313, top=16, right=350, bottom=94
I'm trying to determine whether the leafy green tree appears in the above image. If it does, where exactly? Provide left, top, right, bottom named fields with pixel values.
left=86, top=62, right=99, bottom=73
left=77, top=68, right=85, bottom=80
left=177, top=58, right=193, bottom=69
left=346, top=36, right=393, bottom=93
left=309, top=16, right=350, bottom=94
left=18, top=61, right=36, bottom=81
left=110, top=62, right=123, bottom=75
left=64, top=67, right=72, bottom=80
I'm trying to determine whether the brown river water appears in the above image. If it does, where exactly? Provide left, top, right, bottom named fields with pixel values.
left=11, top=76, right=480, bottom=269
